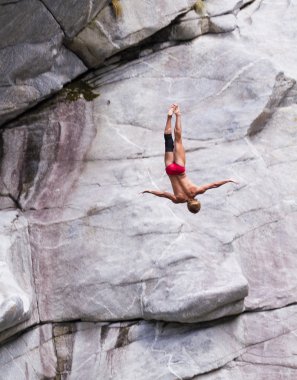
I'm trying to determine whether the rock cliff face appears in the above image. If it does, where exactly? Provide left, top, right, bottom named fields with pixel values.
left=1, top=0, right=297, bottom=378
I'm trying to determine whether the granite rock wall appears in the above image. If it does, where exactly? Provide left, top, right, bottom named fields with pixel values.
left=1, top=0, right=297, bottom=378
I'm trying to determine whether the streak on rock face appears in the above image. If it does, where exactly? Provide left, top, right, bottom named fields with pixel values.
left=53, top=323, right=77, bottom=378
left=20, top=126, right=46, bottom=200
left=100, top=324, right=110, bottom=345
left=0, top=95, right=96, bottom=210
left=247, top=72, right=296, bottom=137
left=114, top=325, right=130, bottom=349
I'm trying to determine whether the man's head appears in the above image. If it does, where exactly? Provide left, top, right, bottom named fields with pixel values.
left=187, top=199, right=201, bottom=214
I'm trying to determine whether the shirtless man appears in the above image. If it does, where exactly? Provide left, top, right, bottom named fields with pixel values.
left=142, top=104, right=236, bottom=214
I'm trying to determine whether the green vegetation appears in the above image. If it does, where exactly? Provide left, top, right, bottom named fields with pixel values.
left=193, top=0, right=205, bottom=14
left=112, top=0, right=123, bottom=18
left=63, top=81, right=100, bottom=102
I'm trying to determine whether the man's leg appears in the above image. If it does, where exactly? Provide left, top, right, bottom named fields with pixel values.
left=173, top=105, right=186, bottom=167
left=164, top=105, right=175, bottom=167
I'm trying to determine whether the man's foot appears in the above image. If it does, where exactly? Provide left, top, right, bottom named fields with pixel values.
left=168, top=103, right=177, bottom=117
left=174, top=104, right=181, bottom=116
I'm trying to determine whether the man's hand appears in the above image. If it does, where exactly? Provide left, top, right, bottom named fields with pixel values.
left=228, top=179, right=239, bottom=184
left=141, top=190, right=178, bottom=203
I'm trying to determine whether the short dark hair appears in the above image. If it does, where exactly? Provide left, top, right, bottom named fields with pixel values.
left=187, top=199, right=201, bottom=213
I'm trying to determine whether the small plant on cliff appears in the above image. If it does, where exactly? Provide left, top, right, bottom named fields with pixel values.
left=112, top=0, right=123, bottom=18
left=63, top=81, right=100, bottom=102
left=193, top=0, right=205, bottom=14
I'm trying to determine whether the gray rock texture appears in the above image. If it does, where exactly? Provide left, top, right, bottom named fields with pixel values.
left=0, top=211, right=39, bottom=342
left=1, top=305, right=297, bottom=379
left=0, top=0, right=87, bottom=126
left=0, top=324, right=57, bottom=379
left=41, top=0, right=109, bottom=38
left=1, top=0, right=297, bottom=378
left=0, top=0, right=264, bottom=127
left=0, top=0, right=199, bottom=126
left=68, top=0, right=198, bottom=67
left=0, top=92, right=248, bottom=325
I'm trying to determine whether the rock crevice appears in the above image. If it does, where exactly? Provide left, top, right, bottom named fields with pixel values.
left=1, top=0, right=297, bottom=378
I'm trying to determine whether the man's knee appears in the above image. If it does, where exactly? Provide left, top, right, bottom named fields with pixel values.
left=174, top=128, right=182, bottom=139
left=174, top=133, right=182, bottom=143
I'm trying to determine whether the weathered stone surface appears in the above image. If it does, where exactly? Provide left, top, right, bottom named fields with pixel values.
left=209, top=14, right=237, bottom=34
left=0, top=73, right=249, bottom=323
left=29, top=207, right=247, bottom=322
left=1, top=0, right=297, bottom=378
left=82, top=35, right=297, bottom=315
left=232, top=105, right=297, bottom=311
left=42, top=0, right=109, bottom=38
left=2, top=0, right=297, bottom=328
left=167, top=10, right=210, bottom=41
left=0, top=92, right=96, bottom=211
left=0, top=0, right=254, bottom=127
left=68, top=0, right=197, bottom=67
left=200, top=364, right=297, bottom=380
left=0, top=0, right=244, bottom=128
left=0, top=0, right=86, bottom=126
left=237, top=0, right=297, bottom=78
left=199, top=310, right=297, bottom=379
left=0, top=211, right=38, bottom=341
left=206, top=0, right=253, bottom=17
left=2, top=305, right=297, bottom=379
left=166, top=11, right=237, bottom=41
left=0, top=324, right=57, bottom=379
left=64, top=306, right=297, bottom=379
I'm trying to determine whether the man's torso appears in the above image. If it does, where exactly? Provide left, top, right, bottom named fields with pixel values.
left=168, top=173, right=197, bottom=202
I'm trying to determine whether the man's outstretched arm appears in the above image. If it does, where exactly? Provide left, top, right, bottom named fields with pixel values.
left=142, top=190, right=178, bottom=203
left=195, top=179, right=237, bottom=195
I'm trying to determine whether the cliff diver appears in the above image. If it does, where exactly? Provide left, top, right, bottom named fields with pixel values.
left=142, top=104, right=237, bottom=214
